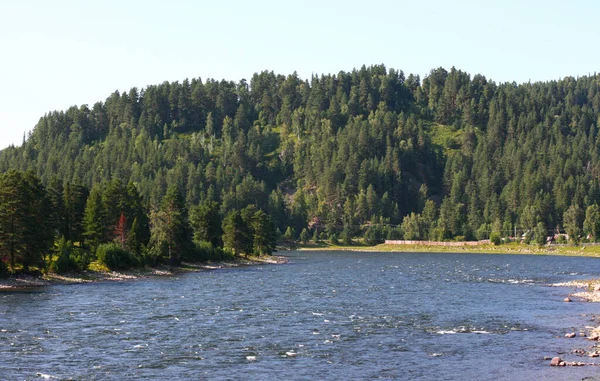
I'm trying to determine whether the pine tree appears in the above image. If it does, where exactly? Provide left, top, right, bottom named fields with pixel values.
left=0, top=171, right=53, bottom=272
left=251, top=210, right=277, bottom=255
left=583, top=204, right=600, bottom=242
left=150, top=186, right=193, bottom=265
left=222, top=210, right=246, bottom=256
left=189, top=200, right=222, bottom=247
left=83, top=186, right=105, bottom=251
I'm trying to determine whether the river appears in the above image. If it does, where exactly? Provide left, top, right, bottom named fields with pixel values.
left=1, top=251, right=600, bottom=380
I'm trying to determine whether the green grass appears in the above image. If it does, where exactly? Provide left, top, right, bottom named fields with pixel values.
left=299, top=241, right=600, bottom=258
left=428, top=123, right=463, bottom=155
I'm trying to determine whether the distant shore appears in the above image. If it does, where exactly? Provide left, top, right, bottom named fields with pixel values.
left=0, top=255, right=287, bottom=290
left=298, top=242, right=600, bottom=258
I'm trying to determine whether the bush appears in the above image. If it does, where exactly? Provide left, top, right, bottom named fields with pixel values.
left=142, top=245, right=162, bottom=267
left=490, top=232, right=502, bottom=246
left=187, top=240, right=224, bottom=262
left=300, top=228, right=309, bottom=244
left=364, top=226, right=384, bottom=245
left=341, top=228, right=352, bottom=245
left=476, top=224, right=489, bottom=241
left=96, top=243, right=140, bottom=270
left=50, top=239, right=92, bottom=274
left=312, top=229, right=320, bottom=243
left=329, top=233, right=339, bottom=245
left=386, top=227, right=402, bottom=240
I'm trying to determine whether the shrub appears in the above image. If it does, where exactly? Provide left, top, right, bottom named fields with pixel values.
left=312, top=229, right=320, bottom=243
left=190, top=240, right=221, bottom=262
left=50, top=238, right=92, bottom=274
left=364, top=226, right=384, bottom=245
left=476, top=224, right=489, bottom=241
left=300, top=228, right=309, bottom=244
left=341, top=228, right=352, bottom=245
left=330, top=233, right=339, bottom=245
left=490, top=232, right=502, bottom=246
left=96, top=243, right=140, bottom=270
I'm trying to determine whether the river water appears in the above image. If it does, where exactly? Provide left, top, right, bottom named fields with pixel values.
left=1, top=251, right=600, bottom=380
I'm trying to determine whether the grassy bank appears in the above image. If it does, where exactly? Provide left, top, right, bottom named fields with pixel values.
left=298, top=241, right=600, bottom=258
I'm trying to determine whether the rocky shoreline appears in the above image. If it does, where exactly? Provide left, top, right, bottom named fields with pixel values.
left=0, top=255, right=287, bottom=290
left=548, top=279, right=600, bottom=367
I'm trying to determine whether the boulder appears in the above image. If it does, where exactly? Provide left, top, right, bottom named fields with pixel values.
left=565, top=332, right=576, bottom=338
left=564, top=297, right=572, bottom=302
left=550, top=357, right=562, bottom=366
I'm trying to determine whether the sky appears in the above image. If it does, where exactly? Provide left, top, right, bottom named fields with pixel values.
left=0, top=0, right=598, bottom=149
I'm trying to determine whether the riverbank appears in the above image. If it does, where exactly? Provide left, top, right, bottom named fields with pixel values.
left=299, top=241, right=600, bottom=258
left=0, top=255, right=287, bottom=290
left=549, top=279, right=600, bottom=365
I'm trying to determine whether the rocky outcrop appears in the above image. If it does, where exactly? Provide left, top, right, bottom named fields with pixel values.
left=550, top=357, right=565, bottom=366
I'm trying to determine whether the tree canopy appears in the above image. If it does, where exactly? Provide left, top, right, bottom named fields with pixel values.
left=3, top=64, right=600, bottom=273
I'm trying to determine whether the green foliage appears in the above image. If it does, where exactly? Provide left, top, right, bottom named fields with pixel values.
left=96, top=243, right=140, bottom=270
left=401, top=213, right=421, bottom=240
left=83, top=186, right=105, bottom=251
left=533, top=222, right=547, bottom=246
left=50, top=238, right=91, bottom=274
left=185, top=241, right=234, bottom=262
left=330, top=233, right=339, bottom=245
left=283, top=226, right=295, bottom=241
left=5, top=65, right=600, bottom=252
left=341, top=227, right=353, bottom=245
left=312, top=229, right=320, bottom=243
left=0, top=170, right=54, bottom=272
left=556, top=235, right=567, bottom=244
left=583, top=204, right=600, bottom=242
left=563, top=204, right=583, bottom=243
left=490, top=232, right=501, bottom=246
left=476, top=224, right=489, bottom=241
left=149, top=186, right=194, bottom=264
left=300, top=228, right=309, bottom=244
left=251, top=209, right=277, bottom=255
left=364, top=225, right=384, bottom=245
left=189, top=200, right=223, bottom=248
left=222, top=210, right=248, bottom=256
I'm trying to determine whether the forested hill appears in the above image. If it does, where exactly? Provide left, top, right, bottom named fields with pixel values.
left=2, top=65, right=600, bottom=242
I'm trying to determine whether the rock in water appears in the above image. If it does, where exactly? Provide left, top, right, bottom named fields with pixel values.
left=550, top=357, right=562, bottom=366
left=564, top=297, right=572, bottom=302
left=565, top=332, right=576, bottom=338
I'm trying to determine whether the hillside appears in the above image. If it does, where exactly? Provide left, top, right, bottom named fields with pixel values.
left=2, top=65, right=600, bottom=243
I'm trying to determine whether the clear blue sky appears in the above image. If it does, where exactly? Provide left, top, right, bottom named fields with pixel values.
left=1, top=0, right=598, bottom=149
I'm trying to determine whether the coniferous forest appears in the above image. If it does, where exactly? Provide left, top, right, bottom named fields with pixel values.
left=2, top=64, right=600, bottom=274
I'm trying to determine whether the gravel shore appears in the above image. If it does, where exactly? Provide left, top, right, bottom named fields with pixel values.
left=549, top=279, right=600, bottom=365
left=0, top=256, right=287, bottom=290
